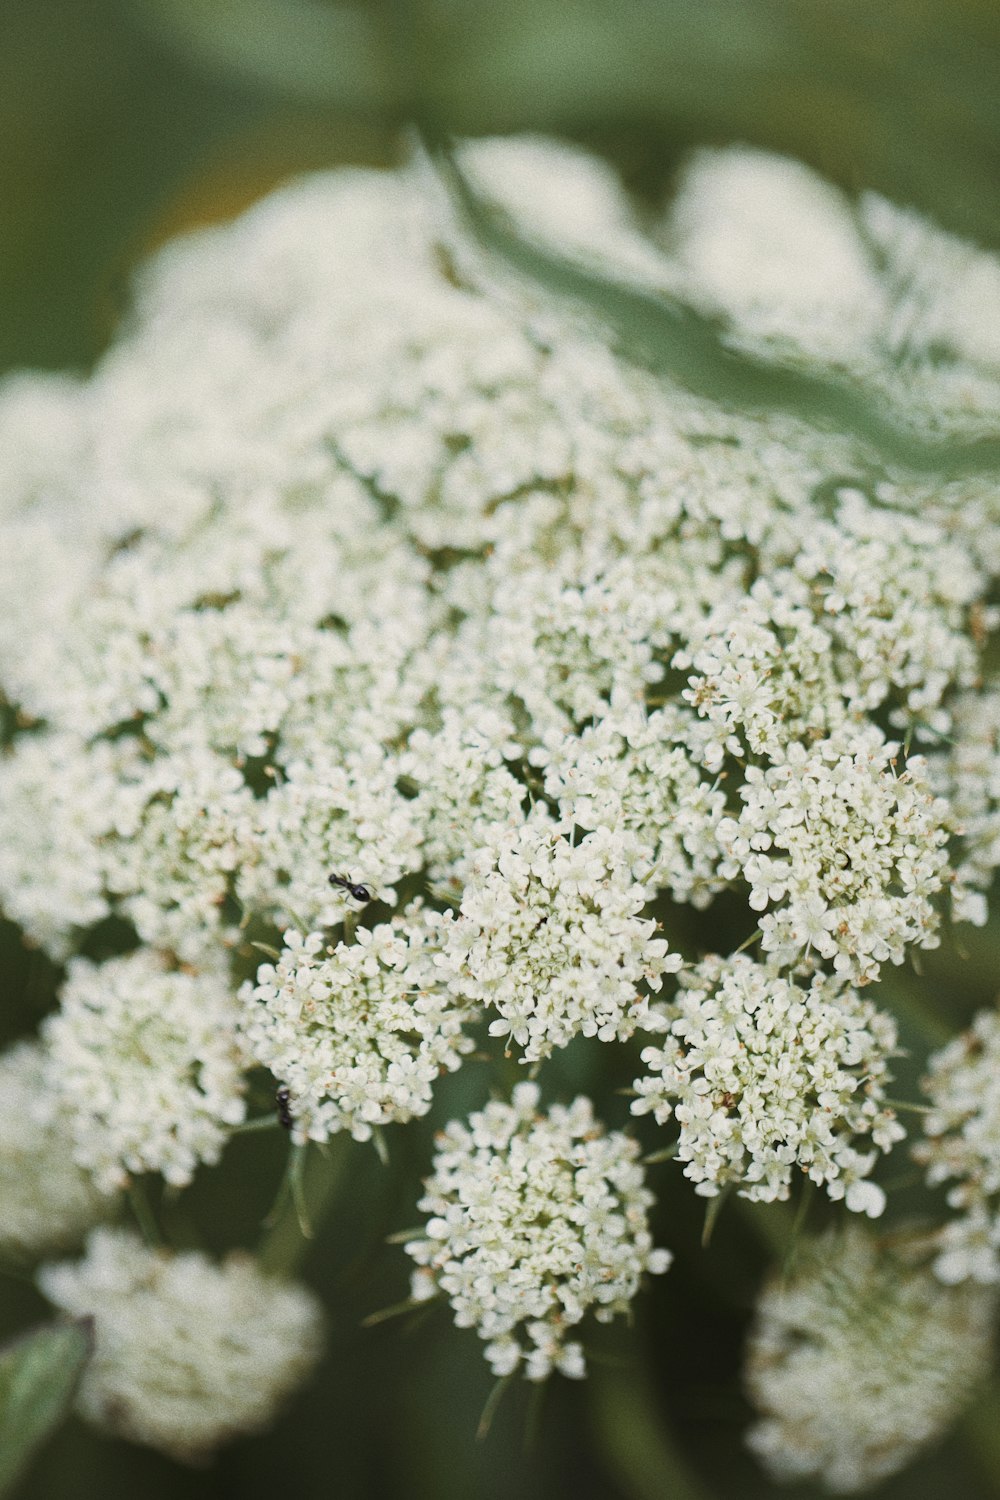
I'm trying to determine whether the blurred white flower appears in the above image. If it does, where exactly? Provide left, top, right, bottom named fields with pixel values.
left=915, top=1006, right=1000, bottom=1283
left=43, top=951, right=246, bottom=1192
left=745, top=1225, right=996, bottom=1492
left=0, top=1040, right=117, bottom=1256
left=38, top=1228, right=323, bottom=1461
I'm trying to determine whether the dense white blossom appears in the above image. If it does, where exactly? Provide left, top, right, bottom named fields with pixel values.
left=42, top=951, right=246, bottom=1192
left=528, top=702, right=728, bottom=907
left=240, top=912, right=477, bottom=1143
left=0, top=140, right=997, bottom=1434
left=439, top=816, right=679, bottom=1061
left=745, top=1226, right=996, bottom=1492
left=397, top=706, right=527, bottom=888
left=679, top=497, right=983, bottom=762
left=0, top=1040, right=117, bottom=1256
left=37, top=1228, right=323, bottom=1461
left=405, top=1084, right=670, bottom=1380
left=716, top=730, right=952, bottom=983
left=914, top=1007, right=1000, bottom=1283
left=0, top=732, right=126, bottom=957
left=631, top=955, right=903, bottom=1209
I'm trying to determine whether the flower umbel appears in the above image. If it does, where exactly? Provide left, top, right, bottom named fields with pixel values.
left=405, top=1084, right=671, bottom=1380
left=631, top=954, right=904, bottom=1211
left=744, top=1225, right=996, bottom=1492
left=37, top=1228, right=324, bottom=1462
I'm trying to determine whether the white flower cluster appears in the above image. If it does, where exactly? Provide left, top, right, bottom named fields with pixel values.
left=42, top=951, right=246, bottom=1192
left=405, top=1084, right=670, bottom=1380
left=241, top=914, right=476, bottom=1143
left=744, top=1226, right=996, bottom=1492
left=439, top=817, right=678, bottom=1062
left=0, top=1041, right=117, bottom=1256
left=717, top=732, right=952, bottom=983
left=37, top=1228, right=323, bottom=1461
left=914, top=1008, right=1000, bottom=1284
left=631, top=956, right=903, bottom=1211
left=680, top=498, right=983, bottom=761
left=529, top=703, right=729, bottom=908
left=0, top=136, right=997, bottom=1430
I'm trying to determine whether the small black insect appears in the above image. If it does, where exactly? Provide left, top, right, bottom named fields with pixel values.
left=328, top=873, right=373, bottom=903
left=275, top=1086, right=294, bottom=1130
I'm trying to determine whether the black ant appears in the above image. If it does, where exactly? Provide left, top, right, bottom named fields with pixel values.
left=328, top=873, right=373, bottom=903
left=275, top=1086, right=294, bottom=1130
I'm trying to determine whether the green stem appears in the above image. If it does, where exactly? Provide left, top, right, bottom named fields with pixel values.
left=476, top=1373, right=515, bottom=1442
left=783, top=1178, right=816, bottom=1276
left=361, top=1296, right=429, bottom=1328
left=127, top=1180, right=162, bottom=1248
left=642, top=1142, right=680, bottom=1166
left=230, top=1114, right=281, bottom=1135
left=701, top=1185, right=732, bottom=1248
left=257, top=1139, right=348, bottom=1277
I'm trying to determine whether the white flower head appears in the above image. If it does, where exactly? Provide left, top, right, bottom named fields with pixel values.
left=105, top=747, right=259, bottom=964
left=0, top=732, right=130, bottom=959
left=240, top=909, right=477, bottom=1143
left=397, top=705, right=526, bottom=889
left=914, top=1006, right=1000, bottom=1284
left=441, top=815, right=680, bottom=1062
left=243, top=749, right=424, bottom=932
left=530, top=702, right=729, bottom=909
left=745, top=1225, right=996, bottom=1492
left=43, top=951, right=246, bottom=1192
left=631, top=954, right=904, bottom=1208
left=0, top=1040, right=117, bottom=1256
left=37, top=1228, right=323, bottom=1462
left=405, top=1084, right=670, bottom=1380
left=717, top=729, right=952, bottom=983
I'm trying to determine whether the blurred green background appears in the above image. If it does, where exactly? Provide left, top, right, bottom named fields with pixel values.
left=3, top=1, right=1000, bottom=1497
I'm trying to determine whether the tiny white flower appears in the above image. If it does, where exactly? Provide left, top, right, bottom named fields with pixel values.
left=914, top=1006, right=1000, bottom=1284
left=0, top=1040, right=118, bottom=1256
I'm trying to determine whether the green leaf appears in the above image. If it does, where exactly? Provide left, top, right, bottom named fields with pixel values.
left=0, top=1320, right=93, bottom=1498
left=432, top=141, right=1000, bottom=481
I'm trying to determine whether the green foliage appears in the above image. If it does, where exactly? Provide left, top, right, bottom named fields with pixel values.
left=0, top=1322, right=92, bottom=1498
